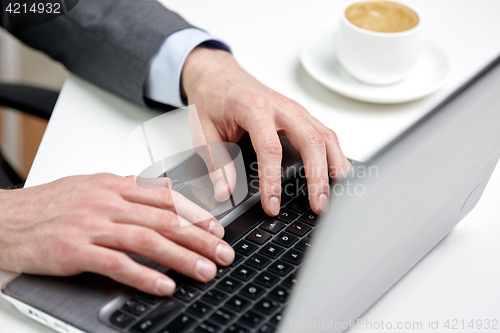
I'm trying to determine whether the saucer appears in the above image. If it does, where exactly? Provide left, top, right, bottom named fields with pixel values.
left=300, top=27, right=451, bottom=104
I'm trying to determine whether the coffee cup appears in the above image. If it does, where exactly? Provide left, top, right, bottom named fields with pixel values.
left=337, top=0, right=423, bottom=85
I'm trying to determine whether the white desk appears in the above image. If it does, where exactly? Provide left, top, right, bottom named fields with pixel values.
left=2, top=0, right=500, bottom=332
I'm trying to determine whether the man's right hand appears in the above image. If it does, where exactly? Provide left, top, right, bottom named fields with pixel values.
left=182, top=47, right=351, bottom=217
left=0, top=173, right=234, bottom=296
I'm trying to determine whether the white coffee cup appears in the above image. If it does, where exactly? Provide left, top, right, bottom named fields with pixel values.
left=337, top=0, right=424, bottom=85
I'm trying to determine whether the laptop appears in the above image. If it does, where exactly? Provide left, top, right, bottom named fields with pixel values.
left=2, top=54, right=500, bottom=333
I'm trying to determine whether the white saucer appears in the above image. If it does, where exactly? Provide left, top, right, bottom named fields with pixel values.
left=300, top=27, right=451, bottom=104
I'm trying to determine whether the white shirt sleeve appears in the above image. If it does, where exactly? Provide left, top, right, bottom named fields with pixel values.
left=144, top=28, right=231, bottom=107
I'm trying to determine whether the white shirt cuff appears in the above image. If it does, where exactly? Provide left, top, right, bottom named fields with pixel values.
left=144, top=28, right=231, bottom=107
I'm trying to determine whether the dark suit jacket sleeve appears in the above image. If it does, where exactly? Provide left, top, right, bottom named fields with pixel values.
left=2, top=0, right=194, bottom=106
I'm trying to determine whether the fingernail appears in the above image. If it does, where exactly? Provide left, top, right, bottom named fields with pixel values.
left=216, top=243, right=235, bottom=265
left=215, top=180, right=225, bottom=197
left=318, top=193, right=329, bottom=213
left=196, top=260, right=216, bottom=280
left=209, top=220, right=225, bottom=238
left=269, top=196, right=280, bottom=216
left=155, top=278, right=175, bottom=295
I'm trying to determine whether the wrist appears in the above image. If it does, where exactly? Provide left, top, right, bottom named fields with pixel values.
left=181, top=46, right=239, bottom=100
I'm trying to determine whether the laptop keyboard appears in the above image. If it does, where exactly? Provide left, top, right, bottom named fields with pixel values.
left=108, top=174, right=319, bottom=333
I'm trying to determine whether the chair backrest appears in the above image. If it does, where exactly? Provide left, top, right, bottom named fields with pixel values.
left=0, top=149, right=23, bottom=188
left=0, top=83, right=59, bottom=188
left=0, top=83, right=58, bottom=120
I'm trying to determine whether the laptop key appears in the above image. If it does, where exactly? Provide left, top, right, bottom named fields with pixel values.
left=286, top=221, right=311, bottom=237
left=270, top=312, right=283, bottom=326
left=210, top=308, right=236, bottom=325
left=225, top=295, right=250, bottom=312
left=295, top=238, right=312, bottom=252
left=231, top=253, right=245, bottom=267
left=259, top=219, right=285, bottom=234
left=234, top=240, right=258, bottom=256
left=240, top=283, right=265, bottom=300
left=173, top=286, right=199, bottom=303
left=136, top=292, right=163, bottom=305
left=307, top=229, right=315, bottom=238
left=296, top=186, right=309, bottom=202
left=187, top=301, right=212, bottom=318
left=259, top=243, right=285, bottom=259
left=130, top=298, right=182, bottom=333
left=110, top=310, right=134, bottom=328
left=299, top=209, right=318, bottom=226
left=273, top=232, right=298, bottom=248
left=239, top=310, right=265, bottom=328
left=246, top=254, right=271, bottom=270
left=281, top=249, right=304, bottom=265
left=281, top=179, right=299, bottom=197
left=201, top=289, right=228, bottom=306
left=254, top=271, right=280, bottom=288
left=194, top=321, right=220, bottom=333
left=225, top=324, right=249, bottom=333
left=216, top=277, right=242, bottom=293
left=122, top=299, right=150, bottom=316
left=276, top=208, right=298, bottom=224
left=286, top=198, right=309, bottom=213
left=268, top=286, right=290, bottom=303
left=182, top=277, right=216, bottom=290
left=216, top=266, right=231, bottom=278
left=246, top=229, right=272, bottom=245
left=281, top=193, right=294, bottom=206
left=282, top=272, right=298, bottom=289
left=165, top=270, right=184, bottom=284
left=157, top=314, right=195, bottom=333
left=257, top=324, right=276, bottom=333
left=268, top=260, right=293, bottom=276
left=223, top=203, right=267, bottom=245
left=253, top=298, right=279, bottom=314
left=231, top=265, right=257, bottom=282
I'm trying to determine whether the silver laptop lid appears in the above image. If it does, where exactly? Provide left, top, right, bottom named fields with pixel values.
left=280, top=56, right=500, bottom=332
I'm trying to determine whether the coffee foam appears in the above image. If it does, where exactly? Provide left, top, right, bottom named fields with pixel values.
left=345, top=1, right=419, bottom=33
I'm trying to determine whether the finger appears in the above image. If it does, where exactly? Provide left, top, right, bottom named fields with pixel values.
left=245, top=118, right=283, bottom=216
left=95, top=224, right=218, bottom=282
left=194, top=125, right=238, bottom=202
left=80, top=246, right=176, bottom=296
left=277, top=113, right=330, bottom=215
left=135, top=176, right=172, bottom=190
left=189, top=106, right=237, bottom=202
left=121, top=184, right=225, bottom=238
left=112, top=204, right=234, bottom=265
left=209, top=147, right=238, bottom=203
left=171, top=190, right=225, bottom=237
left=156, top=224, right=234, bottom=267
left=118, top=201, right=205, bottom=229
left=307, top=115, right=351, bottom=180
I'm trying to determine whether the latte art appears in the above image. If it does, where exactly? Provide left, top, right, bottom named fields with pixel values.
left=345, top=1, right=419, bottom=33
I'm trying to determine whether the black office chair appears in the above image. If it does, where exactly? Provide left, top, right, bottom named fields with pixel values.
left=0, top=83, right=59, bottom=188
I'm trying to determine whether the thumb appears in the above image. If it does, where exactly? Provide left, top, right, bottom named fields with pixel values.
left=189, top=108, right=237, bottom=202
left=195, top=132, right=237, bottom=203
